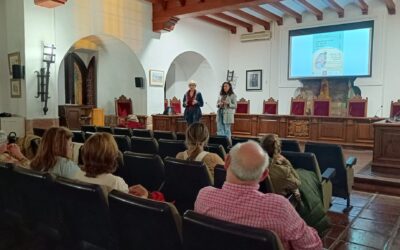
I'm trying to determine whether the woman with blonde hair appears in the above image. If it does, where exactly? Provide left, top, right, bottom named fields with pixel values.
left=0, top=130, right=30, bottom=167
left=31, top=127, right=80, bottom=179
left=176, top=122, right=224, bottom=178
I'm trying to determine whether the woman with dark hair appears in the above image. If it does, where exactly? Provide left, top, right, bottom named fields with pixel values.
left=31, top=127, right=79, bottom=178
left=217, top=82, right=237, bottom=140
left=183, top=80, right=204, bottom=125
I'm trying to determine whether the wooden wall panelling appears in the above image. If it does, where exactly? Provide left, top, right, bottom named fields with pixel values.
left=257, top=115, right=280, bottom=136
left=316, top=117, right=346, bottom=142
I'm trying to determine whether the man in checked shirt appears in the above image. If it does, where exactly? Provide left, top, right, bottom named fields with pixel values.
left=195, top=141, right=322, bottom=250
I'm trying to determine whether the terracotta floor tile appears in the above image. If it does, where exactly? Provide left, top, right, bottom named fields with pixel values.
left=349, top=207, right=363, bottom=217
left=372, top=195, right=400, bottom=206
left=333, top=241, right=377, bottom=250
left=351, top=191, right=374, bottom=200
left=367, top=203, right=400, bottom=215
left=358, top=209, right=399, bottom=225
left=333, top=197, right=370, bottom=208
left=327, top=212, right=354, bottom=226
left=342, top=228, right=389, bottom=249
left=322, top=237, right=336, bottom=249
left=390, top=237, right=400, bottom=250
left=351, top=218, right=394, bottom=236
left=326, top=225, right=347, bottom=239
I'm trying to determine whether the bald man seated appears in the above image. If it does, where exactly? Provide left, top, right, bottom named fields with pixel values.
left=194, top=141, right=322, bottom=250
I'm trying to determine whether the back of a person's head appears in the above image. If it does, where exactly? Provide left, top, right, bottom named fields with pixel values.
left=260, top=134, right=281, bottom=158
left=17, top=134, right=41, bottom=160
left=229, top=141, right=269, bottom=182
left=82, top=132, right=119, bottom=178
left=185, top=122, right=209, bottom=147
left=31, top=127, right=72, bottom=171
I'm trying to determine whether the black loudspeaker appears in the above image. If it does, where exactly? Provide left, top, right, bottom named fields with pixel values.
left=12, top=65, right=25, bottom=79
left=135, top=77, right=144, bottom=88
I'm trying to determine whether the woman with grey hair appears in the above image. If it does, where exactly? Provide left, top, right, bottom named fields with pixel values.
left=0, top=130, right=30, bottom=167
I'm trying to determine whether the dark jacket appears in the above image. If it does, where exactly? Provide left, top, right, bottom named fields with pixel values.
left=183, top=91, right=204, bottom=123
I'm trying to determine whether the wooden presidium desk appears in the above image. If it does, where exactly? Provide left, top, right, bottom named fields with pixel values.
left=152, top=114, right=383, bottom=148
left=372, top=120, right=400, bottom=174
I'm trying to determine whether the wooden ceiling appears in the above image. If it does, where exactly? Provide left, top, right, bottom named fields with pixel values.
left=147, top=0, right=396, bottom=33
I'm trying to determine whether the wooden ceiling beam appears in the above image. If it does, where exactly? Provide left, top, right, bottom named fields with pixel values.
left=354, top=0, right=368, bottom=15
left=213, top=13, right=253, bottom=32
left=249, top=6, right=283, bottom=25
left=384, top=0, right=396, bottom=14
left=297, top=0, right=323, bottom=20
left=326, top=0, right=344, bottom=18
left=229, top=9, right=270, bottom=30
left=197, top=16, right=237, bottom=34
left=269, top=2, right=302, bottom=23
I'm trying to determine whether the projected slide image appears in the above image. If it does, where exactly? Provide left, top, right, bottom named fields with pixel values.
left=313, top=48, right=343, bottom=76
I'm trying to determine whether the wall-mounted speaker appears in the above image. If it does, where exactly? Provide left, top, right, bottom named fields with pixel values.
left=12, top=65, right=25, bottom=79
left=135, top=77, right=144, bottom=88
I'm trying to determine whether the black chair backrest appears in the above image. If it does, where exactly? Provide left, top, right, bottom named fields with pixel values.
left=84, top=131, right=96, bottom=141
left=281, top=139, right=301, bottom=152
left=113, top=127, right=132, bottom=137
left=176, top=132, right=186, bottom=141
left=131, top=136, right=159, bottom=154
left=208, top=135, right=230, bottom=152
left=0, top=163, right=16, bottom=212
left=123, top=152, right=165, bottom=191
left=158, top=139, right=186, bottom=159
left=205, top=144, right=226, bottom=160
left=109, top=190, right=182, bottom=250
left=132, top=129, right=153, bottom=138
left=54, top=178, right=116, bottom=250
left=281, top=151, right=321, bottom=178
left=154, top=130, right=177, bottom=140
left=183, top=210, right=282, bottom=250
left=96, top=126, right=113, bottom=134
left=162, top=157, right=212, bottom=214
left=231, top=137, right=260, bottom=146
left=81, top=125, right=96, bottom=133
left=113, top=135, right=131, bottom=153
left=72, top=130, right=85, bottom=143
left=304, top=142, right=348, bottom=198
left=33, top=127, right=47, bottom=137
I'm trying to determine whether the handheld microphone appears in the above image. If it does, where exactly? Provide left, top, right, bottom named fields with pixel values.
left=374, top=105, right=383, bottom=118
left=205, top=102, right=216, bottom=114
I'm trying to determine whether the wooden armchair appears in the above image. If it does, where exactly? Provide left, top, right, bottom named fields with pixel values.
left=290, top=96, right=306, bottom=116
left=170, top=97, right=182, bottom=114
left=312, top=97, right=330, bottom=116
left=263, top=98, right=278, bottom=115
left=390, top=99, right=400, bottom=118
left=348, top=96, right=368, bottom=117
left=115, top=95, right=133, bottom=125
left=236, top=98, right=250, bottom=114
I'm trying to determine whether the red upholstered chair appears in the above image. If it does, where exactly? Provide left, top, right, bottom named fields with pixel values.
left=263, top=98, right=278, bottom=115
left=312, top=97, right=330, bottom=116
left=348, top=96, right=368, bottom=117
left=115, top=95, right=133, bottom=125
left=170, top=97, right=182, bottom=114
left=290, top=96, right=306, bottom=116
left=390, top=100, right=400, bottom=118
left=236, top=98, right=250, bottom=114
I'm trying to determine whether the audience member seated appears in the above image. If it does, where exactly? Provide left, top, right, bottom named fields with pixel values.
left=176, top=123, right=224, bottom=178
left=0, top=130, right=30, bottom=167
left=194, top=141, right=322, bottom=250
left=30, top=127, right=80, bottom=179
left=17, top=134, right=41, bottom=160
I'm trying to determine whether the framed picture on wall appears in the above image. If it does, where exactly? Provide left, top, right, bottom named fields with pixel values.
left=10, top=79, right=21, bottom=98
left=8, top=52, right=21, bottom=75
left=149, top=70, right=164, bottom=86
left=246, top=69, right=262, bottom=91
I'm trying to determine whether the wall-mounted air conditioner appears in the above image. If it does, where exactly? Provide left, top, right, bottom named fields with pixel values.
left=240, top=30, right=271, bottom=42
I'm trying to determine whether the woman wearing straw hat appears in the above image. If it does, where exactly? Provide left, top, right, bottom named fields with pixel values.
left=183, top=80, right=204, bottom=125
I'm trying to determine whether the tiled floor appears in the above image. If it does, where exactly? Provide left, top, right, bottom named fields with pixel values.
left=323, top=191, right=400, bottom=249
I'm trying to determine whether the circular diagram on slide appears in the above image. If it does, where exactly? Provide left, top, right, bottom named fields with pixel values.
left=312, top=48, right=343, bottom=76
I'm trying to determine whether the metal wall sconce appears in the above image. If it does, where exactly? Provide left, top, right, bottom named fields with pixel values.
left=35, top=44, right=56, bottom=115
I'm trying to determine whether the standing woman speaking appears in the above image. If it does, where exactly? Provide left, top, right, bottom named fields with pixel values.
left=183, top=80, right=204, bottom=125
left=217, top=82, right=237, bottom=139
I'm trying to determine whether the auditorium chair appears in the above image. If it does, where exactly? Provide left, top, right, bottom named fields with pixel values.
left=263, top=97, right=278, bottom=115
left=347, top=96, right=368, bottom=117
left=183, top=210, right=283, bottom=250
left=236, top=98, right=250, bottom=114
left=162, top=157, right=212, bottom=215
left=170, top=96, right=182, bottom=114
left=281, top=151, right=335, bottom=212
left=81, top=125, right=96, bottom=133
left=231, top=136, right=260, bottom=146
left=290, top=96, right=306, bottom=116
left=109, top=190, right=182, bottom=250
left=113, top=135, right=132, bottom=153
left=130, top=136, right=159, bottom=154
left=158, top=139, right=186, bottom=159
left=54, top=178, right=117, bottom=250
left=123, top=152, right=165, bottom=191
left=132, top=128, right=153, bottom=138
left=176, top=132, right=186, bottom=141
left=84, top=131, right=96, bottom=141
left=390, top=99, right=400, bottom=118
left=115, top=95, right=133, bottom=126
left=0, top=163, right=18, bottom=213
left=153, top=130, right=177, bottom=140
left=33, top=127, right=47, bottom=137
left=312, top=96, right=331, bottom=116
left=95, top=126, right=113, bottom=134
left=304, top=142, right=356, bottom=211
left=72, top=130, right=85, bottom=143
left=280, top=139, right=301, bottom=152
left=113, top=127, right=132, bottom=137
left=205, top=144, right=226, bottom=160
left=209, top=135, right=231, bottom=152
